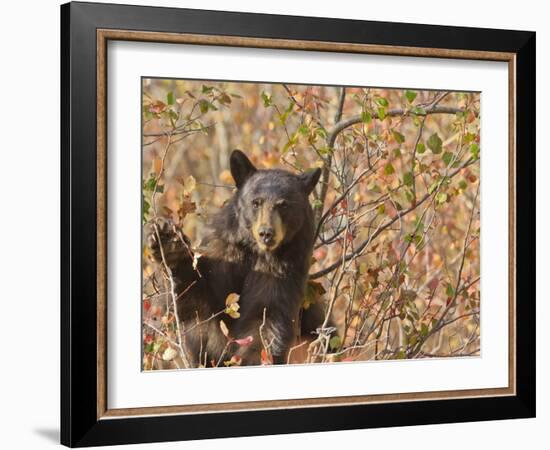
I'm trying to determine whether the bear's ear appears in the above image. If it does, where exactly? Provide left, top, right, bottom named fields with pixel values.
left=230, top=149, right=257, bottom=189
left=300, top=168, right=322, bottom=195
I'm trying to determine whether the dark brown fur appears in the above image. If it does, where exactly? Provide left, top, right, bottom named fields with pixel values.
left=150, top=150, right=324, bottom=366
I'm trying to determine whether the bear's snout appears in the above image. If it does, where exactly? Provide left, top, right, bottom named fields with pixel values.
left=258, top=226, right=275, bottom=244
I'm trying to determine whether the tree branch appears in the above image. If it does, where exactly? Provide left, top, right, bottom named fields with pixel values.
left=314, top=162, right=378, bottom=240
left=309, top=157, right=476, bottom=279
left=327, top=105, right=464, bottom=149
left=315, top=87, right=346, bottom=223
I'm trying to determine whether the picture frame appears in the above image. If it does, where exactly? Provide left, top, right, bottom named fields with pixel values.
left=60, top=1, right=536, bottom=447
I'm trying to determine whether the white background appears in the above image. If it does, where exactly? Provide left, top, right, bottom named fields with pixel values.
left=0, top=0, right=546, bottom=449
left=109, top=42, right=509, bottom=408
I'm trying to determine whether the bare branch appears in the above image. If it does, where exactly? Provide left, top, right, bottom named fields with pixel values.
left=315, top=87, right=346, bottom=223
left=152, top=223, right=191, bottom=368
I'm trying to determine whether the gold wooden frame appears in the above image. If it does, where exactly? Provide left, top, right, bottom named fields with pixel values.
left=96, top=29, right=516, bottom=420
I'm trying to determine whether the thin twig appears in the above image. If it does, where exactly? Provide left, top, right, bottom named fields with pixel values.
left=153, top=222, right=191, bottom=368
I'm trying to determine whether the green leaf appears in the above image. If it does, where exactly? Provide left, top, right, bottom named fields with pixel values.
left=446, top=283, right=455, bottom=297
left=470, top=143, right=480, bottom=159
left=403, top=171, right=414, bottom=186
left=420, top=323, right=429, bottom=337
left=168, top=109, right=179, bottom=128
left=285, top=101, right=294, bottom=113
left=311, top=199, right=323, bottom=209
left=297, top=124, right=309, bottom=135
left=198, top=99, right=211, bottom=114
left=411, top=106, right=427, bottom=115
left=442, top=151, right=454, bottom=166
left=377, top=107, right=386, bottom=120
left=166, top=91, right=175, bottom=105
left=143, top=176, right=157, bottom=192
left=361, top=111, right=372, bottom=124
left=278, top=102, right=294, bottom=125
left=368, top=181, right=382, bottom=193
left=384, top=162, right=395, bottom=175
left=414, top=218, right=425, bottom=233
left=458, top=180, right=468, bottom=190
left=261, top=91, right=272, bottom=107
left=375, top=97, right=389, bottom=107
left=329, top=336, right=342, bottom=351
left=142, top=198, right=150, bottom=223
left=316, top=127, right=328, bottom=139
left=144, top=342, right=154, bottom=353
left=392, top=130, right=405, bottom=144
left=427, top=133, right=443, bottom=154
left=405, top=90, right=417, bottom=103
left=436, top=192, right=447, bottom=205
left=377, top=203, right=385, bottom=215
left=416, top=143, right=426, bottom=154
left=201, top=85, right=214, bottom=94
left=318, top=146, right=333, bottom=156
left=282, top=141, right=292, bottom=155
left=428, top=181, right=439, bottom=195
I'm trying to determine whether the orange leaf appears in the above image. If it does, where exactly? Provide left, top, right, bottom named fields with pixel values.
left=261, top=349, right=273, bottom=365
left=153, top=158, right=162, bottom=175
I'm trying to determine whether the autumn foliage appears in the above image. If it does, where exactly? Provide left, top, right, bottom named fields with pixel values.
left=142, top=78, right=480, bottom=369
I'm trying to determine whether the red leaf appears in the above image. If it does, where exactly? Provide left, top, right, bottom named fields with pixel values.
left=235, top=335, right=254, bottom=347
left=261, top=349, right=273, bottom=365
left=427, top=278, right=439, bottom=291
left=148, top=100, right=167, bottom=114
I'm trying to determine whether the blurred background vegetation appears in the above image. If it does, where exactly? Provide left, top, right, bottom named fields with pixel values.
left=142, top=78, right=480, bottom=369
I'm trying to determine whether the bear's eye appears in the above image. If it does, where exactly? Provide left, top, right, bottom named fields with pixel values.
left=252, top=199, right=262, bottom=209
left=276, top=200, right=288, bottom=209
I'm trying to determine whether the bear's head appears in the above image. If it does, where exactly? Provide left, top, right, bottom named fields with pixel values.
left=230, top=149, right=321, bottom=253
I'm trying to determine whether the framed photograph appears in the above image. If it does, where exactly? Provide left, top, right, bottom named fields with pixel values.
left=61, top=1, right=536, bottom=447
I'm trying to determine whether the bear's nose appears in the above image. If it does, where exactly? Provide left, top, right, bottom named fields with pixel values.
left=258, top=227, right=274, bottom=243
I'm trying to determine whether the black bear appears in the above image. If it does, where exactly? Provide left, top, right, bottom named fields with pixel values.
left=150, top=150, right=323, bottom=366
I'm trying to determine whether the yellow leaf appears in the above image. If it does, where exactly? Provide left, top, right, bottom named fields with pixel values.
left=162, top=347, right=178, bottom=361
left=313, top=160, right=325, bottom=168
left=223, top=355, right=242, bottom=367
left=219, top=320, right=229, bottom=337
left=183, top=175, right=196, bottom=196
left=225, top=293, right=240, bottom=307
left=225, top=300, right=240, bottom=319
left=303, top=280, right=326, bottom=310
